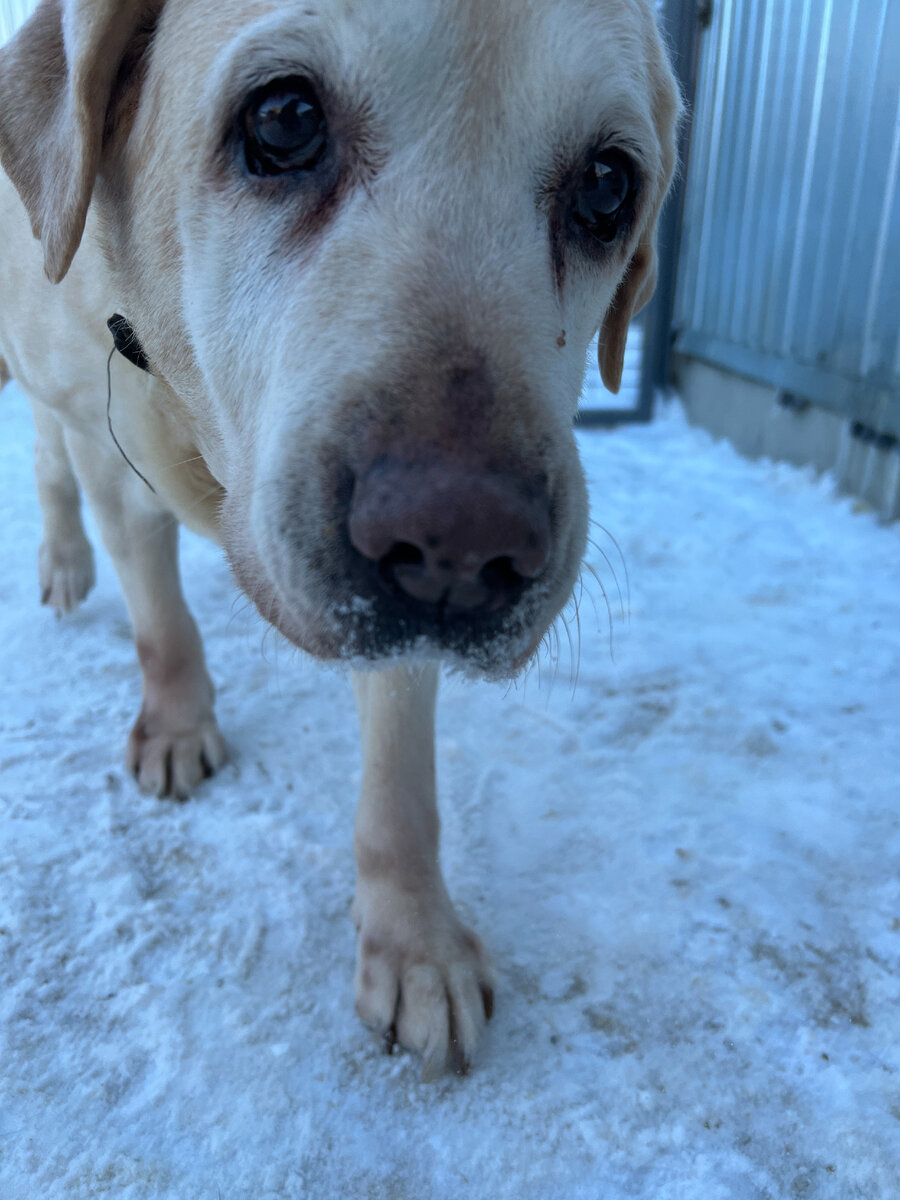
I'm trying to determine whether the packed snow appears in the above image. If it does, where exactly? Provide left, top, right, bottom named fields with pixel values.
left=1, top=380, right=898, bottom=1199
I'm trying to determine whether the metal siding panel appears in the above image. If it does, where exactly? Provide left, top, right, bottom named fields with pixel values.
left=676, top=330, right=900, bottom=435
left=859, top=5, right=900, bottom=381
left=675, top=0, right=900, bottom=428
left=743, top=0, right=793, bottom=352
left=863, top=95, right=900, bottom=380
left=719, top=0, right=764, bottom=341
left=691, top=0, right=737, bottom=331
left=729, top=0, right=777, bottom=346
left=819, top=0, right=892, bottom=378
left=781, top=0, right=835, bottom=362
left=800, top=0, right=862, bottom=365
left=673, top=0, right=721, bottom=328
left=705, top=0, right=755, bottom=339
left=760, top=0, right=816, bottom=353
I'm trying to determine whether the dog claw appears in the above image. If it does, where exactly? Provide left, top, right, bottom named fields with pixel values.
left=481, top=985, right=494, bottom=1021
left=127, top=716, right=226, bottom=800
left=38, top=539, right=96, bottom=616
left=452, top=1049, right=471, bottom=1077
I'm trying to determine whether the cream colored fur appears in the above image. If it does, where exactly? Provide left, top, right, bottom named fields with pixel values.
left=0, top=0, right=679, bottom=1076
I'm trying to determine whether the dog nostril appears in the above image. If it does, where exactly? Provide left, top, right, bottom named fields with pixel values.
left=479, top=556, right=524, bottom=595
left=382, top=542, right=424, bottom=571
left=379, top=542, right=424, bottom=590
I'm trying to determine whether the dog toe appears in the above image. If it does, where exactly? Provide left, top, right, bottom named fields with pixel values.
left=353, top=883, right=494, bottom=1079
left=38, top=537, right=96, bottom=616
left=127, top=720, right=226, bottom=800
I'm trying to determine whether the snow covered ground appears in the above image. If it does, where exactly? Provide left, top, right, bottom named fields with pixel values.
left=1, top=378, right=899, bottom=1200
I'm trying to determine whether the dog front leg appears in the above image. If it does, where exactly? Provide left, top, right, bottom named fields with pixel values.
left=351, top=663, right=494, bottom=1078
left=64, top=428, right=226, bottom=799
left=30, top=398, right=96, bottom=616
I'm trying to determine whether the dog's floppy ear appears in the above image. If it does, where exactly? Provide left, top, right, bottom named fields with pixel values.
left=0, top=0, right=156, bottom=283
left=597, top=237, right=658, bottom=394
left=597, top=11, right=682, bottom=395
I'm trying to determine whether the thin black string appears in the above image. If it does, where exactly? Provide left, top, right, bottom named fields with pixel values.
left=106, top=345, right=157, bottom=494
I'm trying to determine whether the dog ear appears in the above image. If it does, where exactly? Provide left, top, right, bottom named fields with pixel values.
left=598, top=5, right=682, bottom=396
left=0, top=0, right=156, bottom=283
left=597, top=238, right=658, bottom=394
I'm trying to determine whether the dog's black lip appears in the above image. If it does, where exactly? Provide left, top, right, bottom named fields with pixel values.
left=328, top=611, right=538, bottom=676
left=231, top=526, right=537, bottom=670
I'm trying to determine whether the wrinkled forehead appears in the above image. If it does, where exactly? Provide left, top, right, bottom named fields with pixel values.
left=167, top=0, right=662, bottom=173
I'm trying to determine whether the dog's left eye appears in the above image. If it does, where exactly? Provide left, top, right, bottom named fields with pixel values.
left=571, top=151, right=635, bottom=243
left=240, top=77, right=328, bottom=176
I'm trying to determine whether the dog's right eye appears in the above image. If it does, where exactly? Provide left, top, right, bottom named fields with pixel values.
left=240, top=77, right=328, bottom=176
left=571, top=150, right=635, bottom=244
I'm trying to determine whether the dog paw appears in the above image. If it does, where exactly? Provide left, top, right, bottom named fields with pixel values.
left=38, top=536, right=96, bottom=616
left=352, top=881, right=495, bottom=1080
left=127, top=710, right=227, bottom=801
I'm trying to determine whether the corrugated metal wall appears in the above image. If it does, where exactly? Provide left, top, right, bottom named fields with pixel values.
left=674, top=0, right=900, bottom=437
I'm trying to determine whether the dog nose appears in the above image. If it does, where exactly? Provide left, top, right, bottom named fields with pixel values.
left=348, top=459, right=551, bottom=612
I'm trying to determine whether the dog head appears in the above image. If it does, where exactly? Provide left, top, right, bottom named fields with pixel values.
left=0, top=0, right=680, bottom=674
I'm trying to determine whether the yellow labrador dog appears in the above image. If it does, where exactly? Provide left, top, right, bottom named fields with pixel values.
left=0, top=0, right=679, bottom=1076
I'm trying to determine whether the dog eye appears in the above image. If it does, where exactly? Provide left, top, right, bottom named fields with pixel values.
left=571, top=151, right=635, bottom=243
left=240, top=77, right=327, bottom=176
